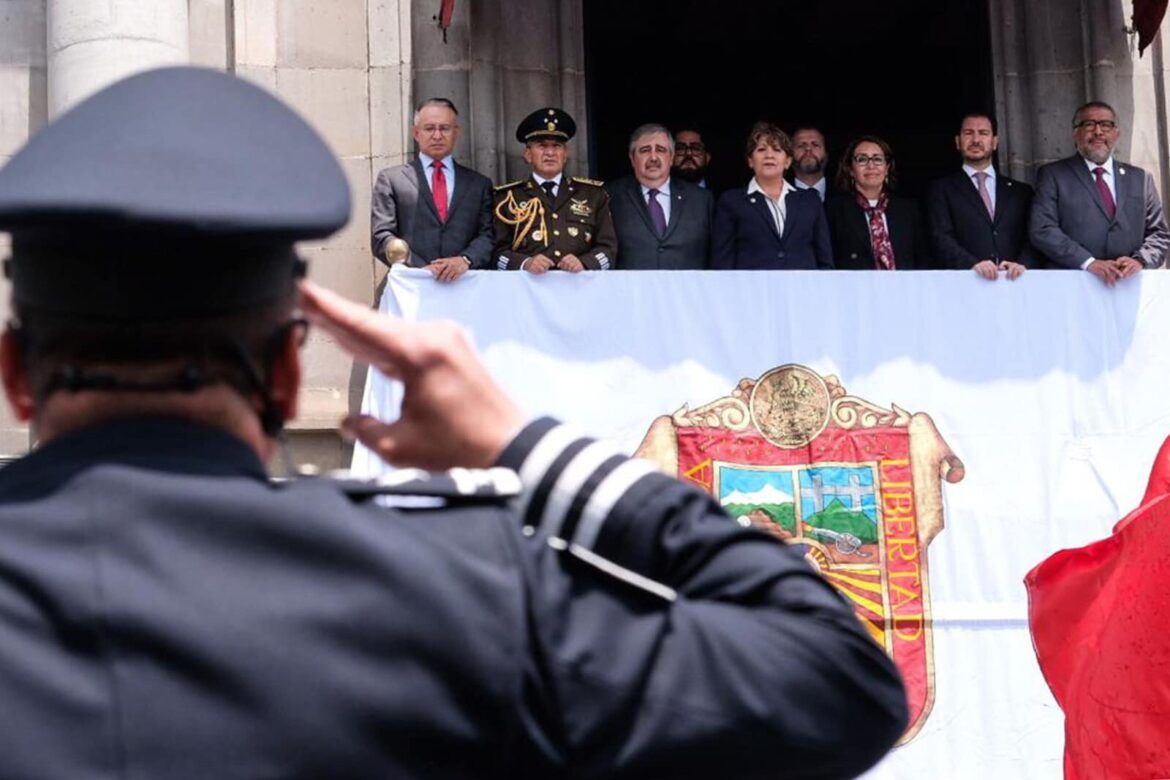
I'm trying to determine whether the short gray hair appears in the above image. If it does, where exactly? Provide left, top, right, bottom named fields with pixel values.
left=628, top=123, right=675, bottom=156
left=413, top=98, right=459, bottom=126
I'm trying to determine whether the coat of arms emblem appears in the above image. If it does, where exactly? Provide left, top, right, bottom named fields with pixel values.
left=635, top=364, right=965, bottom=742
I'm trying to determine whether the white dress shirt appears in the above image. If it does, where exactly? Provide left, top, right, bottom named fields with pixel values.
left=748, top=178, right=796, bottom=235
left=793, top=176, right=827, bottom=201
left=640, top=179, right=672, bottom=225
left=963, top=163, right=997, bottom=214
left=419, top=152, right=455, bottom=210
left=533, top=172, right=564, bottom=198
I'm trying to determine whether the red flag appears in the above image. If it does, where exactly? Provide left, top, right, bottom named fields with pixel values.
left=1025, top=496, right=1170, bottom=779
left=1134, top=0, right=1168, bottom=54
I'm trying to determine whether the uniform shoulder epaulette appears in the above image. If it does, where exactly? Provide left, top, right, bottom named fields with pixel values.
left=494, top=180, right=524, bottom=191
left=571, top=176, right=605, bottom=187
left=299, top=466, right=522, bottom=506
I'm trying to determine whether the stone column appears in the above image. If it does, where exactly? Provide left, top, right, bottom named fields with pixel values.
left=989, top=0, right=1161, bottom=193
left=47, top=0, right=189, bottom=117
left=412, top=0, right=590, bottom=182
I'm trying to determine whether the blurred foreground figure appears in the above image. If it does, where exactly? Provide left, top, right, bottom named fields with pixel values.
left=0, top=67, right=906, bottom=778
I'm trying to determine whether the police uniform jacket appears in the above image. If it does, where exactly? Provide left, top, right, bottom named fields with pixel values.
left=492, top=177, right=618, bottom=270
left=0, top=416, right=907, bottom=779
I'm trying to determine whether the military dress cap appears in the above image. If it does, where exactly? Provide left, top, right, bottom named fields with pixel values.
left=0, top=66, right=350, bottom=320
left=515, top=107, right=576, bottom=144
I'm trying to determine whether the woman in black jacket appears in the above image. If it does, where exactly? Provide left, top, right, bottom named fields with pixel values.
left=825, top=135, right=928, bottom=270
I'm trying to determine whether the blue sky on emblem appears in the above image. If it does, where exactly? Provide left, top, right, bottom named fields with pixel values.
left=718, top=467, right=795, bottom=506
left=799, top=466, right=878, bottom=523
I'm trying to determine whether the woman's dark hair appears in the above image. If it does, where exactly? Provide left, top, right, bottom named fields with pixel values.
left=744, top=121, right=793, bottom=159
left=835, top=135, right=897, bottom=193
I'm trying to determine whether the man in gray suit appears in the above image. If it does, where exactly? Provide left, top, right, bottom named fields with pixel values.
left=370, top=98, right=493, bottom=282
left=1030, top=100, right=1170, bottom=286
left=608, top=123, right=714, bottom=269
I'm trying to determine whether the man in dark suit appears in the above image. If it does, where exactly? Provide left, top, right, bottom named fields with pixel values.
left=608, top=123, right=714, bottom=269
left=926, top=113, right=1035, bottom=281
left=370, top=98, right=493, bottom=282
left=0, top=66, right=908, bottom=778
left=1030, top=100, right=1170, bottom=286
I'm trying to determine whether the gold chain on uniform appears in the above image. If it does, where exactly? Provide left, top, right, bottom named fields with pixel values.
left=494, top=191, right=548, bottom=251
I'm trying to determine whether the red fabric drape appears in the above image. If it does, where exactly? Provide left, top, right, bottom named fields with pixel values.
left=439, top=0, right=455, bottom=32
left=1134, top=0, right=1169, bottom=54
left=1025, top=495, right=1170, bottom=779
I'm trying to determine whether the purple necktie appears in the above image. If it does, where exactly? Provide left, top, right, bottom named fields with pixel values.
left=647, top=188, right=667, bottom=237
left=1094, top=167, right=1117, bottom=220
left=974, top=171, right=994, bottom=219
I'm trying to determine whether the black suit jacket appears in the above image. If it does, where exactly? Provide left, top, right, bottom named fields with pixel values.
left=370, top=156, right=494, bottom=268
left=926, top=170, right=1036, bottom=268
left=711, top=186, right=833, bottom=269
left=607, top=176, right=714, bottom=269
left=0, top=417, right=906, bottom=778
left=826, top=192, right=929, bottom=270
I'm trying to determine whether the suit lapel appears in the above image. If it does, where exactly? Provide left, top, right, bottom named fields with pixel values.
left=1069, top=157, right=1112, bottom=220
left=847, top=199, right=873, bottom=258
left=746, top=190, right=780, bottom=240
left=1113, top=161, right=1130, bottom=225
left=414, top=157, right=441, bottom=221
left=661, top=184, right=684, bottom=240
left=955, top=170, right=994, bottom=226
left=448, top=162, right=471, bottom=216
left=626, top=184, right=657, bottom=236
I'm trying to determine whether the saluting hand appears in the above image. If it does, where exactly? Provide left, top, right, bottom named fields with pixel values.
left=298, top=281, right=524, bottom=469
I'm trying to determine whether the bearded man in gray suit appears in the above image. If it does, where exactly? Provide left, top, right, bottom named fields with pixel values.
left=1030, top=100, right=1170, bottom=286
left=370, top=98, right=493, bottom=282
left=608, top=123, right=714, bottom=270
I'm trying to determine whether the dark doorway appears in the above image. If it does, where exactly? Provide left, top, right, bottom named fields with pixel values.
left=583, top=0, right=995, bottom=197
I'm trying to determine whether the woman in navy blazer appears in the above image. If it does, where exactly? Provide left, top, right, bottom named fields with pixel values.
left=711, top=122, right=833, bottom=270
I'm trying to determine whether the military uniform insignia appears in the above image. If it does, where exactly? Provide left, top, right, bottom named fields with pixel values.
left=570, top=198, right=592, bottom=217
left=572, top=176, right=605, bottom=187
left=635, top=365, right=965, bottom=744
left=567, top=226, right=579, bottom=237
left=494, top=188, right=549, bottom=250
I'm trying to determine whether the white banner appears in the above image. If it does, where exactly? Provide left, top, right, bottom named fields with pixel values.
left=355, top=267, right=1170, bottom=779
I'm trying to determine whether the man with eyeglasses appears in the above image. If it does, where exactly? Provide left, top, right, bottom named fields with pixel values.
left=672, top=126, right=712, bottom=189
left=791, top=127, right=830, bottom=201
left=607, top=123, right=714, bottom=269
left=925, top=112, right=1036, bottom=281
left=1030, top=100, right=1170, bottom=286
left=370, top=98, right=494, bottom=282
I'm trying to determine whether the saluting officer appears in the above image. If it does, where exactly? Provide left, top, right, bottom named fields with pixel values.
left=493, top=108, right=618, bottom=273
left=0, top=69, right=906, bottom=778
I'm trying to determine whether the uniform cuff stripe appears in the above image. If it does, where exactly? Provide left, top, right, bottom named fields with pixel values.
left=512, top=422, right=586, bottom=524
left=573, top=458, right=658, bottom=550
left=538, top=439, right=623, bottom=538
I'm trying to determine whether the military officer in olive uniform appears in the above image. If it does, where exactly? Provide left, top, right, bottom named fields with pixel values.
left=493, top=108, right=618, bottom=272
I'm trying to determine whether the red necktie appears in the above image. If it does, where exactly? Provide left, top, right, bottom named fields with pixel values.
left=431, top=161, right=448, bottom=222
left=1094, top=167, right=1116, bottom=220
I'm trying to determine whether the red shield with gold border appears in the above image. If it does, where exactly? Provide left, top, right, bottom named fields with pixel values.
left=635, top=365, right=964, bottom=742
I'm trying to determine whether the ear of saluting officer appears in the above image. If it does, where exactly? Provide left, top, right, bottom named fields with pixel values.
left=0, top=66, right=350, bottom=320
